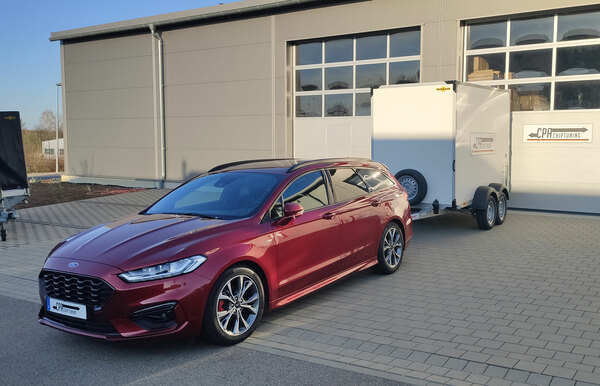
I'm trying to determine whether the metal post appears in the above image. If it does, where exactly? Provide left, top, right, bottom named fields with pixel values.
left=55, top=82, right=62, bottom=173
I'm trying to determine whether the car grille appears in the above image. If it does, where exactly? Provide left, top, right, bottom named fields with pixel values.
left=40, top=270, right=115, bottom=310
left=40, top=309, right=118, bottom=334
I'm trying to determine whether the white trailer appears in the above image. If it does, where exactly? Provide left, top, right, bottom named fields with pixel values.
left=372, top=81, right=511, bottom=230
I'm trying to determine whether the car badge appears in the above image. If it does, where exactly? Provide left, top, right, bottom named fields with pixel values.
left=68, top=262, right=79, bottom=268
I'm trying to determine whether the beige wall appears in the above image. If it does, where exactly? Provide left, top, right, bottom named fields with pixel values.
left=162, top=17, right=279, bottom=180
left=63, top=34, right=156, bottom=179
left=61, top=0, right=600, bottom=211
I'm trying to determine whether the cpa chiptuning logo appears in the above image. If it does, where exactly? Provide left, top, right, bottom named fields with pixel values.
left=529, top=127, right=587, bottom=139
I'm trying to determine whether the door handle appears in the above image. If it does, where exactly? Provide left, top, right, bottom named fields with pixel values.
left=322, top=212, right=336, bottom=220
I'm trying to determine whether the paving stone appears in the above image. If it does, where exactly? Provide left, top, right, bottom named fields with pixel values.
left=444, top=357, right=468, bottom=371
left=483, top=365, right=509, bottom=379
left=5, top=199, right=600, bottom=385
left=526, top=373, right=553, bottom=386
left=549, top=378, right=576, bottom=386
left=463, top=361, right=488, bottom=375
left=514, top=360, right=547, bottom=373
left=424, top=354, right=448, bottom=367
left=407, top=351, right=431, bottom=362
left=542, top=365, right=577, bottom=379
left=504, top=368, right=530, bottom=382
left=465, top=373, right=491, bottom=384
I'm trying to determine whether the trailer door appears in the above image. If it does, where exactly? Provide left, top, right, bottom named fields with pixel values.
left=372, top=84, right=455, bottom=207
left=454, top=85, right=510, bottom=207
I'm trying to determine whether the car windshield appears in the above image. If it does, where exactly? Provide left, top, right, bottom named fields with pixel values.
left=145, top=171, right=284, bottom=219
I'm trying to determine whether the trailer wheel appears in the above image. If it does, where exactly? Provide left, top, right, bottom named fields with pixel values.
left=395, top=169, right=427, bottom=205
left=476, top=195, right=497, bottom=230
left=495, top=193, right=507, bottom=225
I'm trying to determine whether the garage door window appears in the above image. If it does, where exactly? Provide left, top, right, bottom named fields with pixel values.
left=464, top=10, right=600, bottom=111
left=294, top=27, right=421, bottom=117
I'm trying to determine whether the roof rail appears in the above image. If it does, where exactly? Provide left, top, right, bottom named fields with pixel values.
left=208, top=158, right=297, bottom=173
left=286, top=158, right=373, bottom=173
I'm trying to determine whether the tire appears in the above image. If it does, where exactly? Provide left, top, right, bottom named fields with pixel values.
left=373, top=223, right=404, bottom=274
left=476, top=195, right=497, bottom=230
left=394, top=169, right=427, bottom=205
left=495, top=193, right=507, bottom=225
left=203, top=266, right=265, bottom=345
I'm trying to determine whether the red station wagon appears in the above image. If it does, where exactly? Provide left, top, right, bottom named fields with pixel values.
left=38, top=158, right=413, bottom=344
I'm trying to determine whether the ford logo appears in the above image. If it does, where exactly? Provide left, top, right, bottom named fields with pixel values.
left=68, top=262, right=79, bottom=268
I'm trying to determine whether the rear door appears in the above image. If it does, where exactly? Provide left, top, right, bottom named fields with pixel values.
left=327, top=168, right=382, bottom=271
left=269, top=170, right=341, bottom=299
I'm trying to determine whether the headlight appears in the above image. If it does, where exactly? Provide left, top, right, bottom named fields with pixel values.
left=119, top=255, right=207, bottom=283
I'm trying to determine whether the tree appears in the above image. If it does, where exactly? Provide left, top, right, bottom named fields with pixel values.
left=35, top=109, right=63, bottom=137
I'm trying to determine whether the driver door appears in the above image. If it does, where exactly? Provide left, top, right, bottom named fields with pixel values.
left=269, top=170, right=341, bottom=299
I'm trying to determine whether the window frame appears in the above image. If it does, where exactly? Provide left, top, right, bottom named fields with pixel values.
left=293, top=28, right=422, bottom=118
left=261, top=169, right=334, bottom=223
left=463, top=11, right=600, bottom=112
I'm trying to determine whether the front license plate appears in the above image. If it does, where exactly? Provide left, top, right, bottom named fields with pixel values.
left=46, top=297, right=87, bottom=320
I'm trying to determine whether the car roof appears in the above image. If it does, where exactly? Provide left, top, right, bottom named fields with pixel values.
left=208, top=158, right=386, bottom=175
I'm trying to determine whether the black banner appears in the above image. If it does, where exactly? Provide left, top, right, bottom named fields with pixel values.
left=0, top=111, right=28, bottom=190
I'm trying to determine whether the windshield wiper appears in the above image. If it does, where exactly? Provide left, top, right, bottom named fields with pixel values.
left=161, top=212, right=220, bottom=219
left=181, top=213, right=219, bottom=219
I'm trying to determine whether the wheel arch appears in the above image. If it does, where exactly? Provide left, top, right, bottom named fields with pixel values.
left=488, top=183, right=509, bottom=200
left=472, top=186, right=498, bottom=210
left=389, top=218, right=406, bottom=240
left=224, top=259, right=271, bottom=311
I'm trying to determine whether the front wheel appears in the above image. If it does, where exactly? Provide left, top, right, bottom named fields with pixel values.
left=373, top=223, right=404, bottom=274
left=476, top=196, right=497, bottom=230
left=203, top=266, right=265, bottom=345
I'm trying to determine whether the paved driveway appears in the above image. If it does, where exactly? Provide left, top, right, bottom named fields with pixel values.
left=1, top=190, right=599, bottom=385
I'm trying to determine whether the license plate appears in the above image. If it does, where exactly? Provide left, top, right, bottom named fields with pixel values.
left=46, top=297, right=87, bottom=320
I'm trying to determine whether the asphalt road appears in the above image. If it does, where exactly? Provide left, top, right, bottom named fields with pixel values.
left=0, top=295, right=403, bottom=386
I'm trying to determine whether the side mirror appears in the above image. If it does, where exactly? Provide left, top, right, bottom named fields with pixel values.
left=283, top=202, right=304, bottom=218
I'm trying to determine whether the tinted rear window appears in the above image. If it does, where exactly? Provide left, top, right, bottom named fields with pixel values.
left=357, top=168, right=396, bottom=191
left=328, top=168, right=369, bottom=203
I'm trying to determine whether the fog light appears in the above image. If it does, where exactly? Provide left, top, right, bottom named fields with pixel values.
left=131, top=302, right=177, bottom=330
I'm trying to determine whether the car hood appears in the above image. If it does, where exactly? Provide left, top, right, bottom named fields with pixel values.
left=49, top=214, right=243, bottom=271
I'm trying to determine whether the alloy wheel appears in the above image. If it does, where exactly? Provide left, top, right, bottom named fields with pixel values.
left=216, top=274, right=260, bottom=336
left=383, top=227, right=403, bottom=268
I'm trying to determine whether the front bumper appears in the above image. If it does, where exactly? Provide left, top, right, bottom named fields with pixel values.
left=38, top=257, right=212, bottom=341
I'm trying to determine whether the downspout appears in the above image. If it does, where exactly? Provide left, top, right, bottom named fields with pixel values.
left=149, top=24, right=166, bottom=188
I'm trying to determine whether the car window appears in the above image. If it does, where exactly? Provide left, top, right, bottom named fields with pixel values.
left=145, top=172, right=284, bottom=219
left=269, top=171, right=329, bottom=219
left=357, top=168, right=396, bottom=192
left=327, top=168, right=369, bottom=203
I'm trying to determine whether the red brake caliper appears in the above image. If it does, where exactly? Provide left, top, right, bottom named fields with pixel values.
left=218, top=300, right=226, bottom=312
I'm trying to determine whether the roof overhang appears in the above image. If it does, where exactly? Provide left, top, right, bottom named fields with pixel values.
left=50, top=0, right=366, bottom=42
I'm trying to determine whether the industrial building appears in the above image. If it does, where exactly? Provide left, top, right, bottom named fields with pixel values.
left=50, top=0, right=600, bottom=213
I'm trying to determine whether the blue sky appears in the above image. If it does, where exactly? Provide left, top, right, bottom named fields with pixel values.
left=0, top=0, right=238, bottom=129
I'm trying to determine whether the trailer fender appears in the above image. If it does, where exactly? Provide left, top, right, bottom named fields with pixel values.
left=488, top=183, right=509, bottom=200
left=472, top=186, right=498, bottom=210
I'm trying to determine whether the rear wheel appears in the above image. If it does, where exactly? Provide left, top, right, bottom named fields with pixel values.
left=373, top=223, right=404, bottom=274
left=203, top=266, right=265, bottom=345
left=476, top=196, right=497, bottom=230
left=495, top=193, right=507, bottom=225
left=394, top=169, right=427, bottom=205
